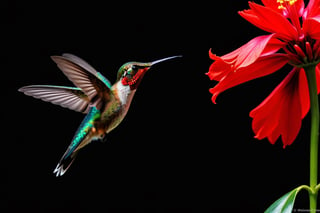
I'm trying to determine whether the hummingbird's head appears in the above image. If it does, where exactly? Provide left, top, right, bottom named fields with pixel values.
left=117, top=56, right=182, bottom=90
left=117, top=62, right=151, bottom=90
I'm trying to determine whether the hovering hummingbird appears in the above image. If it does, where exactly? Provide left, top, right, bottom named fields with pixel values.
left=19, top=53, right=181, bottom=176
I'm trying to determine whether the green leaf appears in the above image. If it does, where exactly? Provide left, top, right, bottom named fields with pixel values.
left=265, top=188, right=301, bottom=213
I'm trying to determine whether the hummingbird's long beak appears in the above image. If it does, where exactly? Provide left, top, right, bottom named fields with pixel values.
left=150, top=55, right=182, bottom=66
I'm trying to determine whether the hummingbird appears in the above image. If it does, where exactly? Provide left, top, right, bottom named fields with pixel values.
left=19, top=53, right=181, bottom=176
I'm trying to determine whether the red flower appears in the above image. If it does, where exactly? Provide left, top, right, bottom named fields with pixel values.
left=207, top=0, right=320, bottom=148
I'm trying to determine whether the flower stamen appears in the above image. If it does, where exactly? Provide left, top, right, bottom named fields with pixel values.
left=277, top=0, right=298, bottom=10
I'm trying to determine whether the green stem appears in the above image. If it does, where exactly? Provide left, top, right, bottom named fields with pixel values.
left=316, top=183, right=320, bottom=192
left=305, top=65, right=319, bottom=213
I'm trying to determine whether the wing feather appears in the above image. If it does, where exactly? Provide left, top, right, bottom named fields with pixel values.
left=62, top=53, right=113, bottom=88
left=51, top=54, right=113, bottom=109
left=19, top=85, right=90, bottom=113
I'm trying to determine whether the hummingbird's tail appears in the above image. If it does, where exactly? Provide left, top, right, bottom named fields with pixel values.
left=53, top=150, right=79, bottom=177
left=53, top=106, right=101, bottom=177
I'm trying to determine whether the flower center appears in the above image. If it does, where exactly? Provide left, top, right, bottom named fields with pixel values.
left=277, top=0, right=298, bottom=10
left=284, top=37, right=320, bottom=67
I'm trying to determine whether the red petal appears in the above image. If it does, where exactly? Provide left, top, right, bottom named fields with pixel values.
left=239, top=2, right=298, bottom=41
left=268, top=125, right=281, bottom=145
left=296, top=0, right=306, bottom=17
left=299, top=68, right=310, bottom=118
left=220, top=34, right=282, bottom=64
left=209, top=54, right=288, bottom=103
left=253, top=102, right=282, bottom=143
left=207, top=35, right=284, bottom=81
left=208, top=49, right=220, bottom=61
left=279, top=76, right=302, bottom=147
left=262, top=0, right=282, bottom=13
left=290, top=0, right=305, bottom=17
left=261, top=36, right=286, bottom=55
left=207, top=59, right=232, bottom=81
left=250, top=68, right=305, bottom=147
left=303, top=0, right=320, bottom=20
left=298, top=64, right=320, bottom=118
left=234, top=34, right=275, bottom=68
left=303, top=16, right=320, bottom=39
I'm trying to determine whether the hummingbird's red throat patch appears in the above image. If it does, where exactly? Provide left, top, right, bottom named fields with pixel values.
left=121, top=69, right=146, bottom=86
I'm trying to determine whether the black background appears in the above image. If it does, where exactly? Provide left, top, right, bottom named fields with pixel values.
left=5, top=0, right=317, bottom=212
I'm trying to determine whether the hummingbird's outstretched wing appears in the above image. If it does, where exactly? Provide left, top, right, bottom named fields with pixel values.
left=54, top=106, right=101, bottom=176
left=19, top=85, right=91, bottom=113
left=51, top=53, right=113, bottom=110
